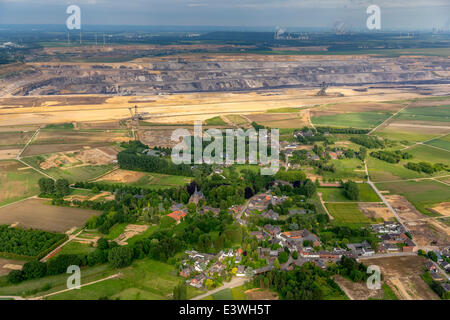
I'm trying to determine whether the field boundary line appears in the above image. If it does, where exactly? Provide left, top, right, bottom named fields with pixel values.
left=87, top=165, right=120, bottom=182
left=17, top=128, right=40, bottom=159
left=16, top=158, right=55, bottom=181
left=40, top=229, right=85, bottom=262
left=372, top=174, right=450, bottom=184
left=368, top=103, right=410, bottom=135
left=0, top=195, right=38, bottom=210
left=31, top=273, right=121, bottom=300
left=402, top=132, right=450, bottom=151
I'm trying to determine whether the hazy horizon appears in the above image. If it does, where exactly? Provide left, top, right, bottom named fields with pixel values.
left=0, top=0, right=449, bottom=31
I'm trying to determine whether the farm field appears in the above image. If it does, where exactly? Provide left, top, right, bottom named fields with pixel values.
left=326, top=203, right=373, bottom=226
left=0, top=160, right=42, bottom=206
left=224, top=114, right=249, bottom=125
left=424, top=134, right=450, bottom=151
left=22, top=154, right=116, bottom=183
left=0, top=264, right=114, bottom=298
left=376, top=179, right=450, bottom=215
left=22, top=129, right=129, bottom=157
left=247, top=112, right=308, bottom=129
left=319, top=158, right=366, bottom=180
left=318, top=184, right=380, bottom=203
left=0, top=198, right=102, bottom=233
left=97, top=169, right=192, bottom=189
left=367, top=157, right=426, bottom=182
left=374, top=124, right=448, bottom=145
left=55, top=240, right=95, bottom=257
left=406, top=144, right=450, bottom=166
left=395, top=105, right=450, bottom=122
left=45, top=259, right=203, bottom=300
left=358, top=255, right=439, bottom=300
left=311, top=112, right=392, bottom=129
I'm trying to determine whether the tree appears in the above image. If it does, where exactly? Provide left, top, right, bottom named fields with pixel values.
left=108, top=246, right=134, bottom=268
left=173, top=281, right=187, bottom=300
left=278, top=251, right=289, bottom=264
left=38, top=178, right=55, bottom=195
left=292, top=251, right=299, bottom=259
left=55, top=179, right=71, bottom=196
left=22, top=261, right=47, bottom=280
left=8, top=270, right=24, bottom=284
left=303, top=180, right=316, bottom=198
left=343, top=181, right=359, bottom=201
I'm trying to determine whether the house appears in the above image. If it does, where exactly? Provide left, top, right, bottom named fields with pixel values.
left=167, top=210, right=187, bottom=224
left=261, top=209, right=279, bottom=221
left=217, top=249, right=234, bottom=261
left=189, top=187, right=205, bottom=205
left=194, top=261, right=208, bottom=272
left=347, top=241, right=375, bottom=256
left=254, top=265, right=274, bottom=275
left=248, top=194, right=272, bottom=211
left=180, top=268, right=192, bottom=278
left=442, top=283, right=450, bottom=293
left=235, top=255, right=242, bottom=264
left=236, top=265, right=246, bottom=277
left=425, top=261, right=437, bottom=272
left=188, top=274, right=207, bottom=288
left=441, top=261, right=450, bottom=272
left=250, top=230, right=268, bottom=241
left=288, top=208, right=307, bottom=216
left=279, top=229, right=321, bottom=247
left=208, top=262, right=226, bottom=275
left=430, top=272, right=444, bottom=282
left=264, top=224, right=281, bottom=237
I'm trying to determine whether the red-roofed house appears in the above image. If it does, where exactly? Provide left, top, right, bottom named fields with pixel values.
left=168, top=210, right=187, bottom=224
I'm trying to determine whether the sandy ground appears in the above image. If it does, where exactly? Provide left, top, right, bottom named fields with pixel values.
left=359, top=203, right=394, bottom=221
left=114, top=224, right=149, bottom=245
left=0, top=149, right=21, bottom=160
left=334, top=275, right=384, bottom=300
left=431, top=202, right=450, bottom=216
left=370, top=256, right=439, bottom=300
left=97, top=169, right=146, bottom=183
left=245, top=288, right=278, bottom=300
left=0, top=87, right=427, bottom=127
left=0, top=258, right=26, bottom=276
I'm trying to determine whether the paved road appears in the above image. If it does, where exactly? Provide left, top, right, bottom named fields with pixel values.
left=358, top=252, right=417, bottom=260
left=364, top=161, right=413, bottom=238
left=191, top=277, right=249, bottom=300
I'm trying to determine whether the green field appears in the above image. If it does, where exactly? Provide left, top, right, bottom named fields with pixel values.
left=376, top=179, right=450, bottom=215
left=311, top=112, right=392, bottom=129
left=0, top=161, right=42, bottom=207
left=56, top=240, right=95, bottom=256
left=266, top=107, right=300, bottom=113
left=367, top=157, right=426, bottom=182
left=326, top=203, right=372, bottom=226
left=319, top=184, right=380, bottom=202
left=374, top=126, right=443, bottom=144
left=100, top=172, right=192, bottom=189
left=46, top=259, right=203, bottom=300
left=0, top=264, right=114, bottom=298
left=424, top=134, right=450, bottom=152
left=407, top=144, right=450, bottom=166
left=21, top=155, right=115, bottom=183
left=204, top=285, right=250, bottom=300
left=205, top=116, right=227, bottom=126
left=319, top=158, right=366, bottom=180
left=396, top=105, right=450, bottom=122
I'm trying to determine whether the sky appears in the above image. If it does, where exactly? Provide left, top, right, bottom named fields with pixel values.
left=0, top=0, right=449, bottom=30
